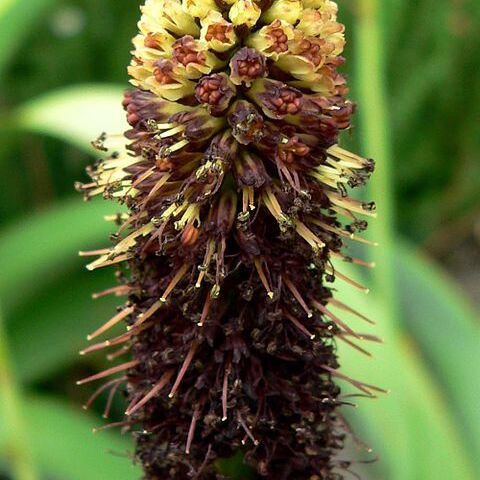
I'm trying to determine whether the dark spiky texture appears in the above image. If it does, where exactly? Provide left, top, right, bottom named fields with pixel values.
left=77, top=0, right=380, bottom=478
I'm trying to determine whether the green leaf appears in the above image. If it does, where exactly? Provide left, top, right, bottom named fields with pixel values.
left=396, top=241, right=480, bottom=469
left=0, top=0, right=58, bottom=77
left=8, top=268, right=118, bottom=384
left=14, top=84, right=127, bottom=154
left=0, top=395, right=140, bottom=480
left=0, top=310, right=39, bottom=480
left=217, top=452, right=257, bottom=479
left=334, top=262, right=477, bottom=480
left=0, top=197, right=120, bottom=315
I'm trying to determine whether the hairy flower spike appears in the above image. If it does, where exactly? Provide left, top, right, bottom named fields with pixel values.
left=78, top=0, right=379, bottom=478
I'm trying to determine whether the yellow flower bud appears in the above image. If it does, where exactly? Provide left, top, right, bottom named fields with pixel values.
left=128, top=59, right=196, bottom=102
left=297, top=9, right=344, bottom=55
left=141, top=0, right=199, bottom=37
left=321, top=22, right=345, bottom=55
left=182, top=0, right=219, bottom=19
left=274, top=30, right=329, bottom=77
left=200, top=11, right=238, bottom=52
left=297, top=9, right=323, bottom=36
left=319, top=0, right=339, bottom=15
left=245, top=20, right=295, bottom=61
left=171, top=35, right=225, bottom=80
left=229, top=0, right=261, bottom=29
left=289, top=65, right=348, bottom=96
left=131, top=31, right=175, bottom=63
left=302, top=0, right=334, bottom=9
left=261, top=0, right=302, bottom=25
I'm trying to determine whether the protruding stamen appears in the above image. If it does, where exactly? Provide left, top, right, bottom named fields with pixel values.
left=242, top=187, right=255, bottom=212
left=103, top=213, right=129, bottom=223
left=169, top=342, right=198, bottom=398
left=111, top=223, right=155, bottom=255
left=254, top=259, right=274, bottom=299
left=92, top=285, right=131, bottom=299
left=140, top=221, right=169, bottom=256
left=76, top=360, right=139, bottom=385
left=158, top=124, right=186, bottom=139
left=79, top=249, right=110, bottom=257
left=327, top=297, right=375, bottom=325
left=87, top=306, right=135, bottom=341
left=103, top=379, right=123, bottom=418
left=284, top=311, right=315, bottom=339
left=263, top=188, right=291, bottom=228
left=327, top=145, right=374, bottom=170
left=337, top=335, right=372, bottom=357
left=128, top=300, right=163, bottom=330
left=321, top=365, right=388, bottom=396
left=196, top=240, right=215, bottom=288
left=325, top=265, right=370, bottom=294
left=350, top=234, right=379, bottom=247
left=92, top=420, right=134, bottom=434
left=198, top=294, right=211, bottom=327
left=237, top=412, right=259, bottom=446
left=264, top=187, right=283, bottom=217
left=309, top=218, right=379, bottom=247
left=311, top=299, right=360, bottom=338
left=106, top=345, right=130, bottom=361
left=87, top=253, right=131, bottom=271
left=125, top=369, right=175, bottom=416
left=295, top=220, right=325, bottom=252
left=141, top=173, right=172, bottom=207
left=168, top=138, right=189, bottom=153
left=83, top=376, right=127, bottom=410
left=222, top=364, right=231, bottom=421
left=357, top=333, right=382, bottom=343
left=327, top=192, right=377, bottom=218
left=331, top=252, right=376, bottom=268
left=161, top=264, right=189, bottom=302
left=283, top=277, right=313, bottom=317
left=80, top=323, right=152, bottom=355
left=185, top=406, right=201, bottom=454
left=124, top=167, right=155, bottom=198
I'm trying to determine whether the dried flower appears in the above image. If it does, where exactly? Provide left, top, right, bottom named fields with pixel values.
left=77, top=0, right=381, bottom=478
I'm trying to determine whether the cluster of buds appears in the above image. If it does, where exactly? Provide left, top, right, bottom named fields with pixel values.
left=77, top=0, right=381, bottom=478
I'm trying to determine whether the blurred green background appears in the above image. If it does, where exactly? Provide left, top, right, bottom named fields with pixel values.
left=0, top=0, right=479, bottom=479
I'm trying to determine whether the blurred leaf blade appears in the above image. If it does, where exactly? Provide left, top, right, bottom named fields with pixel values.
left=0, top=197, right=120, bottom=314
left=0, top=309, right=39, bottom=480
left=335, top=262, right=477, bottom=480
left=14, top=84, right=127, bottom=154
left=397, top=240, right=480, bottom=467
left=0, top=395, right=140, bottom=480
left=0, top=0, right=58, bottom=77
left=8, top=268, right=118, bottom=383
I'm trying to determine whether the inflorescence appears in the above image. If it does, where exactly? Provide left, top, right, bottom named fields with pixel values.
left=76, top=0, right=382, bottom=478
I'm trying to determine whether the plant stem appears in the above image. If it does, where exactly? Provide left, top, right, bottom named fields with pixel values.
left=354, top=0, right=399, bottom=329
left=0, top=310, right=39, bottom=480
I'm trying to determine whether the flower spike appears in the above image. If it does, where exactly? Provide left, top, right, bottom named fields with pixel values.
left=77, top=0, right=381, bottom=477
